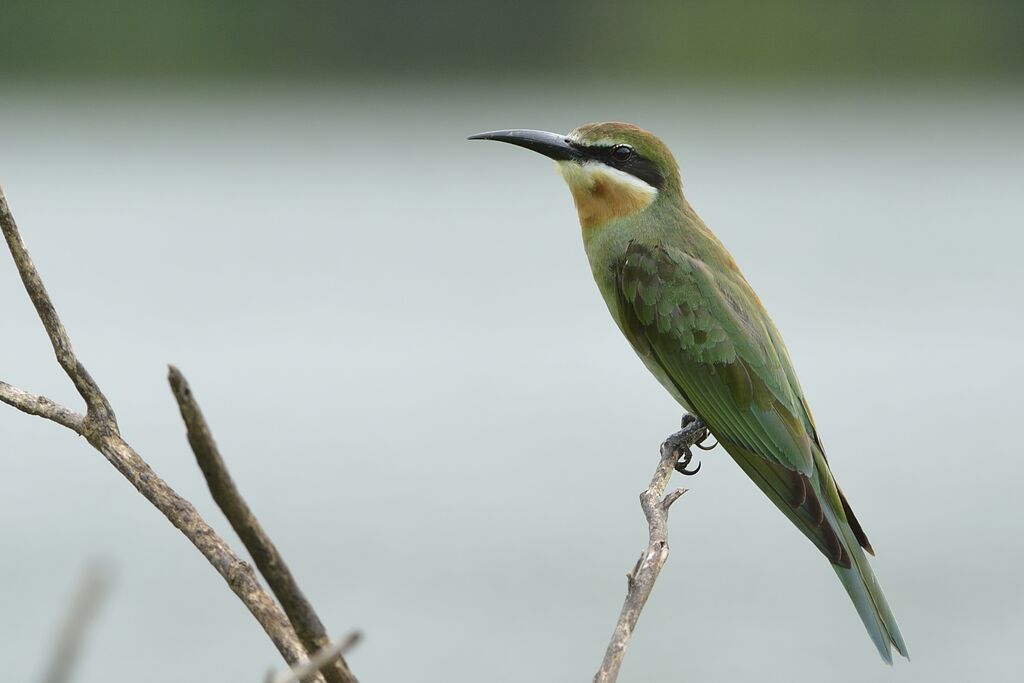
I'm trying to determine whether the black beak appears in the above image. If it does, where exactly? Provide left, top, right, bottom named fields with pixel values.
left=468, top=129, right=582, bottom=162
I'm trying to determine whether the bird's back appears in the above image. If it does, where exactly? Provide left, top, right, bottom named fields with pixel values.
left=584, top=203, right=907, bottom=662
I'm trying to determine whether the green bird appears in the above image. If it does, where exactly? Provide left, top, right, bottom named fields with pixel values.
left=470, top=122, right=907, bottom=663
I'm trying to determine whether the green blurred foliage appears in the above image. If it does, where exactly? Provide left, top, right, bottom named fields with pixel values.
left=2, top=0, right=1022, bottom=81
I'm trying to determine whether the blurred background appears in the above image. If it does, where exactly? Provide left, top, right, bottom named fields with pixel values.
left=1, top=1, right=1021, bottom=681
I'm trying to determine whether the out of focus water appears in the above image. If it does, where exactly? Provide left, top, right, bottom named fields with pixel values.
left=1, top=82, right=1021, bottom=682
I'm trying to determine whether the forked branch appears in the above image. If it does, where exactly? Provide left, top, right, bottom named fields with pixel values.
left=594, top=415, right=706, bottom=683
left=0, top=187, right=115, bottom=429
left=0, top=187, right=332, bottom=682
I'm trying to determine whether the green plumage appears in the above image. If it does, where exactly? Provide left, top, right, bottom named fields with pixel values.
left=471, top=121, right=908, bottom=662
left=605, top=239, right=907, bottom=662
left=578, top=127, right=907, bottom=663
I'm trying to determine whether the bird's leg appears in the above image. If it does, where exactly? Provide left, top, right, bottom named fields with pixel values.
left=663, top=413, right=709, bottom=476
left=681, top=412, right=719, bottom=451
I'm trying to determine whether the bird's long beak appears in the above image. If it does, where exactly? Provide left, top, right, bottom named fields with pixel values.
left=468, top=129, right=582, bottom=162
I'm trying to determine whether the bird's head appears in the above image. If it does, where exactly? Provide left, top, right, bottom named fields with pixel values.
left=469, top=122, right=681, bottom=231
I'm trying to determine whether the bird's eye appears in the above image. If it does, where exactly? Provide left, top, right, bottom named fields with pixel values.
left=610, top=144, right=634, bottom=163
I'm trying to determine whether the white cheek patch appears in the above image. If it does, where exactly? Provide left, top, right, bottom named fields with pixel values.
left=556, top=160, right=659, bottom=229
left=557, top=159, right=592, bottom=188
left=557, top=161, right=658, bottom=197
left=586, top=161, right=658, bottom=198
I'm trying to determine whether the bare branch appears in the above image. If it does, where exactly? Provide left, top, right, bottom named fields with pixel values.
left=0, top=381, right=85, bottom=432
left=96, top=434, right=319, bottom=674
left=661, top=487, right=688, bottom=510
left=38, top=562, right=113, bottom=683
left=0, top=186, right=324, bottom=681
left=1, top=187, right=116, bottom=428
left=266, top=632, right=363, bottom=683
left=169, top=366, right=357, bottom=683
left=594, top=415, right=707, bottom=683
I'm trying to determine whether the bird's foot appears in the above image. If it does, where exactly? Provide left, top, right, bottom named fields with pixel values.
left=682, top=412, right=719, bottom=451
left=695, top=434, right=718, bottom=451
left=662, top=413, right=710, bottom=476
left=674, top=447, right=701, bottom=475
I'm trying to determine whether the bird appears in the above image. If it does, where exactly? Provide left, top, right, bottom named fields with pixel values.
left=469, top=123, right=907, bottom=663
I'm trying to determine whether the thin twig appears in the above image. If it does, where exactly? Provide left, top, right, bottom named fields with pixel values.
left=0, top=187, right=324, bottom=681
left=169, top=366, right=357, bottom=683
left=265, top=632, right=363, bottom=683
left=594, top=415, right=706, bottom=683
left=0, top=380, right=85, bottom=432
left=0, top=186, right=116, bottom=429
left=38, top=562, right=113, bottom=683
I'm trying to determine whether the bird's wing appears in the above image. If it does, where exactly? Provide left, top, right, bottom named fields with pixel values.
left=615, top=240, right=852, bottom=566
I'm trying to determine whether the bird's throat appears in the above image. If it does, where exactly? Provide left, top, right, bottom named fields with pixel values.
left=558, top=161, right=658, bottom=233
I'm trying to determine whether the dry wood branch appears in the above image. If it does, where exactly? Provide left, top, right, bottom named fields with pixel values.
left=1, top=187, right=116, bottom=428
left=594, top=415, right=707, bottom=683
left=169, top=366, right=357, bottom=683
left=0, top=187, right=324, bottom=681
left=266, top=632, right=363, bottom=683
left=0, top=380, right=85, bottom=432
left=39, top=562, right=113, bottom=683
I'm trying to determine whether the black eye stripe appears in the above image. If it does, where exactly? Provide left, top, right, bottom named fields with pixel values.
left=611, top=144, right=634, bottom=162
left=569, top=142, right=666, bottom=191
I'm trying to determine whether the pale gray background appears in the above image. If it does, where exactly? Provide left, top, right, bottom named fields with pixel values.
left=2, top=83, right=1021, bottom=681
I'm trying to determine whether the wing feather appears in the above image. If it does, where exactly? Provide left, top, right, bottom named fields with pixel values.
left=614, top=241, right=856, bottom=565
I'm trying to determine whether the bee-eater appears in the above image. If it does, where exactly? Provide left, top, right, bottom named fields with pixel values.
left=469, top=123, right=907, bottom=663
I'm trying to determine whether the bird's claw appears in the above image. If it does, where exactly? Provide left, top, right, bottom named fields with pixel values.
left=663, top=413, right=712, bottom=475
left=675, top=448, right=702, bottom=476
left=682, top=413, right=718, bottom=451
left=662, top=433, right=703, bottom=477
left=695, top=434, right=719, bottom=451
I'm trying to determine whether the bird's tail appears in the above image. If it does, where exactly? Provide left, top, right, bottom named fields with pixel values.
left=724, top=439, right=907, bottom=662
left=821, top=495, right=908, bottom=663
